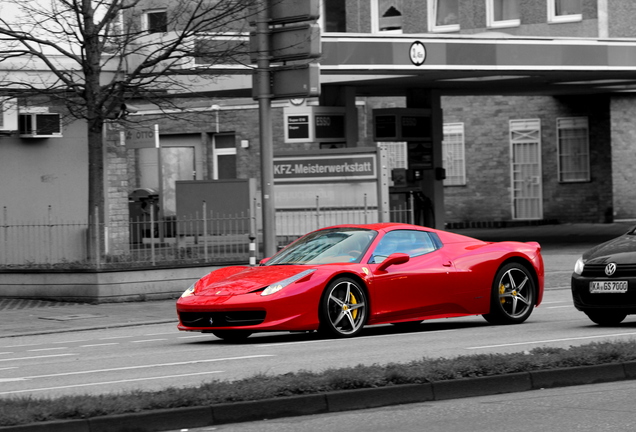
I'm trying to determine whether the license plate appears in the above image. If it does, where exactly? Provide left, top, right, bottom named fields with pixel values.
left=590, top=281, right=628, bottom=293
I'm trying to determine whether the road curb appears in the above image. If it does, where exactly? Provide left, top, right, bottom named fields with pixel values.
left=2, top=363, right=635, bottom=432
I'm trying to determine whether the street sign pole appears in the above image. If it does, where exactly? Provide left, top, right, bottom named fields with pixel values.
left=256, top=0, right=277, bottom=258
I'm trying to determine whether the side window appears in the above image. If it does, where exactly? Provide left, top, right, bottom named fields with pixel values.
left=144, top=9, right=167, bottom=34
left=486, top=0, right=520, bottom=29
left=442, top=122, right=466, bottom=186
left=370, top=230, right=438, bottom=263
left=322, top=0, right=347, bottom=32
left=372, top=0, right=404, bottom=33
left=547, top=0, right=582, bottom=24
left=429, top=0, right=460, bottom=33
left=557, top=117, right=589, bottom=182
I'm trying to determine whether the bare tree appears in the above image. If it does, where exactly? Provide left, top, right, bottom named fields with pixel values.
left=0, top=0, right=256, bottom=258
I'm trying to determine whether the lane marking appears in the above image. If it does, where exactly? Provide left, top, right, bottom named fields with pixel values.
left=0, top=343, right=40, bottom=348
left=144, top=332, right=177, bottom=336
left=99, top=336, right=135, bottom=341
left=0, top=354, right=75, bottom=363
left=467, top=331, right=636, bottom=349
left=52, top=340, right=88, bottom=344
left=131, top=339, right=167, bottom=343
left=28, top=347, right=68, bottom=352
left=547, top=305, right=573, bottom=309
left=0, top=371, right=224, bottom=396
left=0, top=352, right=14, bottom=355
left=178, top=335, right=213, bottom=339
left=256, top=329, right=458, bottom=348
left=11, top=355, right=275, bottom=380
left=80, top=343, right=119, bottom=348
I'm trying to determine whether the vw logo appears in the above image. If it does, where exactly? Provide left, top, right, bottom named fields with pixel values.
left=605, top=263, right=617, bottom=276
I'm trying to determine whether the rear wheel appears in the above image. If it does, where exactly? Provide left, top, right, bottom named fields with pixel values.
left=319, top=277, right=368, bottom=338
left=210, top=330, right=252, bottom=342
left=483, top=263, right=535, bottom=325
left=584, top=310, right=626, bottom=326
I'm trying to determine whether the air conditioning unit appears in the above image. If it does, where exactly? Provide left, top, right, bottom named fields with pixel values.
left=0, top=98, right=19, bottom=133
left=18, top=112, right=62, bottom=138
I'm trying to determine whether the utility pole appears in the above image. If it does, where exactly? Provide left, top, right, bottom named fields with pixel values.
left=251, top=0, right=321, bottom=258
left=255, top=0, right=276, bottom=258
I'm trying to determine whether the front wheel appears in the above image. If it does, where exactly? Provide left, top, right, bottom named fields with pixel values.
left=319, top=277, right=368, bottom=338
left=584, top=310, right=626, bottom=326
left=483, top=263, right=536, bottom=325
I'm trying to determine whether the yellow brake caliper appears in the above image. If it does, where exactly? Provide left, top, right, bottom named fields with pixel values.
left=500, top=283, right=516, bottom=304
left=349, top=293, right=358, bottom=319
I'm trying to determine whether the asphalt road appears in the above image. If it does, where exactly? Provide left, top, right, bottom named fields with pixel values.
left=2, top=245, right=636, bottom=400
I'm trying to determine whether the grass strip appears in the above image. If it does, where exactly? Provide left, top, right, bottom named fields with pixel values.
left=1, top=340, right=635, bottom=427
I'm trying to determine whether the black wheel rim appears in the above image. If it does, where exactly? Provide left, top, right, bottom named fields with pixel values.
left=326, top=280, right=366, bottom=335
left=496, top=267, right=533, bottom=319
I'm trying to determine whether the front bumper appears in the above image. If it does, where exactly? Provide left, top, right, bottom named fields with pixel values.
left=571, top=273, right=636, bottom=313
left=176, top=287, right=322, bottom=332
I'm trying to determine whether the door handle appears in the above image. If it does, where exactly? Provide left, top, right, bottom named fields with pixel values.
left=442, top=261, right=452, bottom=267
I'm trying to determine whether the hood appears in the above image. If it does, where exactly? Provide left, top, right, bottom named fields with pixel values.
left=196, top=265, right=313, bottom=296
left=583, top=234, right=636, bottom=264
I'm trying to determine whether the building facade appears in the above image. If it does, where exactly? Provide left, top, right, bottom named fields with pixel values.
left=3, top=0, right=636, bottom=264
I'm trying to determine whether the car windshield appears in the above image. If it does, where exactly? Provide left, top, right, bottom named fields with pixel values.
left=266, top=228, right=377, bottom=265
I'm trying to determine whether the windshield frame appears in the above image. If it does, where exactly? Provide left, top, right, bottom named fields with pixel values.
left=265, top=227, right=378, bottom=266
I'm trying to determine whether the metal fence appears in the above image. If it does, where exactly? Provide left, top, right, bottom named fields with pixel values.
left=0, top=204, right=414, bottom=269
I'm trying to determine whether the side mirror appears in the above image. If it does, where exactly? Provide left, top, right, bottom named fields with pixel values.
left=376, top=253, right=410, bottom=272
left=259, top=257, right=271, bottom=266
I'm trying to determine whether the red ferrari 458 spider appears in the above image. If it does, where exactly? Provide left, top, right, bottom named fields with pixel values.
left=177, top=223, right=544, bottom=340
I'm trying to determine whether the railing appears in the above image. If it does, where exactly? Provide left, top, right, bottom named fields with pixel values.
left=0, top=202, right=414, bottom=269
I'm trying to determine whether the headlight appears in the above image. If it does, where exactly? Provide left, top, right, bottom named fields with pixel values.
left=261, top=269, right=316, bottom=296
left=181, top=283, right=196, bottom=298
left=573, top=258, right=585, bottom=275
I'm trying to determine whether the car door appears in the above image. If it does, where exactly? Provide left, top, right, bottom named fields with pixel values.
left=366, top=229, right=457, bottom=324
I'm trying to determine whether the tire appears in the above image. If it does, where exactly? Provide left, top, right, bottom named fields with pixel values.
left=210, top=330, right=252, bottom=342
left=483, top=262, right=536, bottom=325
left=319, top=277, right=368, bottom=338
left=584, top=310, right=626, bottom=326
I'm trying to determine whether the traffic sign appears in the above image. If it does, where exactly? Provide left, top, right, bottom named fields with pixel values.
left=253, top=63, right=320, bottom=100
left=125, top=126, right=156, bottom=149
left=269, top=0, right=320, bottom=25
left=250, top=23, right=321, bottom=63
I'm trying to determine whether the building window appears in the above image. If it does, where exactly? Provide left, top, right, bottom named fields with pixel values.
left=557, top=117, right=589, bottom=182
left=548, top=0, right=582, bottom=23
left=213, top=134, right=237, bottom=179
left=442, top=123, right=465, bottom=186
left=486, top=0, right=520, bottom=29
left=322, top=0, right=346, bottom=32
left=429, top=0, right=460, bottom=32
left=144, top=9, right=167, bottom=34
left=371, top=0, right=403, bottom=33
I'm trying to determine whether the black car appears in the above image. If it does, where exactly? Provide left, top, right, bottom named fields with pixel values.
left=572, top=226, right=636, bottom=325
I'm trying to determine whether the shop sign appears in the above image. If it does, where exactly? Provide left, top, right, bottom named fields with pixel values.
left=274, top=154, right=376, bottom=182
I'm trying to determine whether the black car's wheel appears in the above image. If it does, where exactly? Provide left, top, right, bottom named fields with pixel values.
left=210, top=330, right=252, bottom=342
left=483, top=263, right=535, bottom=325
left=584, top=310, right=627, bottom=326
left=319, top=277, right=368, bottom=338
